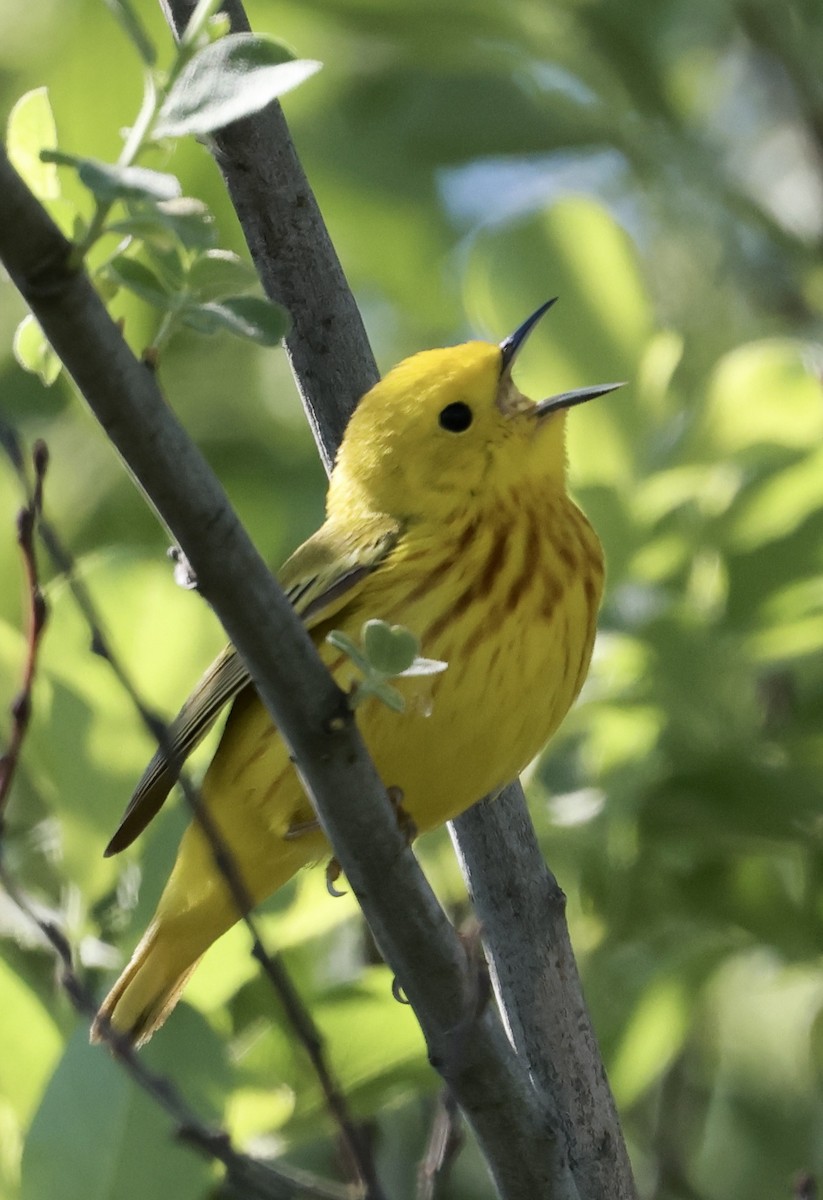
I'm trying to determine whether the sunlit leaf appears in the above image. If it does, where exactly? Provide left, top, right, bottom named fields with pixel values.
left=154, top=36, right=321, bottom=138
left=0, top=961, right=62, bottom=1124
left=704, top=340, right=823, bottom=453
left=21, top=1023, right=217, bottom=1200
left=609, top=975, right=689, bottom=1106
left=42, top=151, right=181, bottom=203
left=729, top=447, right=823, bottom=549
left=6, top=87, right=60, bottom=200
left=12, top=315, right=61, bottom=386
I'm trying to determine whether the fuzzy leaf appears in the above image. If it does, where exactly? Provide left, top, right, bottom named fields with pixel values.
left=110, top=198, right=217, bottom=251
left=362, top=620, right=420, bottom=676
left=181, top=295, right=288, bottom=344
left=106, top=256, right=174, bottom=308
left=187, top=249, right=258, bottom=299
left=154, top=34, right=321, bottom=138
left=42, top=151, right=181, bottom=203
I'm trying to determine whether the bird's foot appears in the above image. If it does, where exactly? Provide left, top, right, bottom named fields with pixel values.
left=325, top=856, right=346, bottom=897
left=387, top=785, right=417, bottom=845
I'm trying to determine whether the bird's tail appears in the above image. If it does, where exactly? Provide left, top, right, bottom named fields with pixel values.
left=91, top=822, right=328, bottom=1047
left=90, top=907, right=228, bottom=1048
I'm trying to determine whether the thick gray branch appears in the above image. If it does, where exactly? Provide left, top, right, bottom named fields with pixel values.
left=451, top=788, right=637, bottom=1199
left=158, top=2, right=635, bottom=1197
left=159, top=0, right=378, bottom=469
left=160, top=0, right=635, bottom=1194
left=0, top=146, right=575, bottom=1200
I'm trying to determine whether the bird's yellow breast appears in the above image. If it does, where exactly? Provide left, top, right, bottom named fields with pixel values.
left=320, top=486, right=603, bottom=832
left=197, top=486, right=602, bottom=904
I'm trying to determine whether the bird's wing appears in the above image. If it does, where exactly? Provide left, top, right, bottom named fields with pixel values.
left=104, top=520, right=399, bottom=856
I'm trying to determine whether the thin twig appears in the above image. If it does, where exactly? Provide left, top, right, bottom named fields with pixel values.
left=0, top=443, right=345, bottom=1200
left=0, top=422, right=382, bottom=1200
left=417, top=1090, right=463, bottom=1200
left=0, top=440, right=49, bottom=817
left=0, top=862, right=350, bottom=1200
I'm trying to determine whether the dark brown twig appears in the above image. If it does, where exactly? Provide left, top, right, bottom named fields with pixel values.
left=0, top=428, right=379, bottom=1199
left=0, top=860, right=349, bottom=1200
left=0, top=439, right=49, bottom=817
left=0, top=432, right=379, bottom=1200
left=0, top=439, right=350, bottom=1200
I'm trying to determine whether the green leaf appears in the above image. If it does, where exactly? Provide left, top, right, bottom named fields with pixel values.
left=703, top=340, right=823, bottom=453
left=7, top=87, right=61, bottom=201
left=13, top=315, right=62, bottom=385
left=181, top=295, right=289, bottom=344
left=187, top=249, right=258, bottom=299
left=42, top=151, right=182, bottom=203
left=362, top=619, right=420, bottom=676
left=140, top=240, right=187, bottom=292
left=21, top=1021, right=217, bottom=1200
left=326, top=629, right=370, bottom=674
left=0, top=960, right=62, bottom=1124
left=102, top=0, right=156, bottom=65
left=106, top=255, right=174, bottom=309
left=150, top=197, right=217, bottom=249
left=364, top=679, right=406, bottom=712
left=109, top=198, right=217, bottom=251
left=154, top=35, right=321, bottom=138
left=609, top=975, right=690, bottom=1106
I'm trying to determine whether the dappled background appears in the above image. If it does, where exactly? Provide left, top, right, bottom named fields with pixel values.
left=2, top=1, right=823, bottom=1197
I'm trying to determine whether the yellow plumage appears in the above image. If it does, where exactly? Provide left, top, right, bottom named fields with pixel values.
left=92, top=304, right=616, bottom=1046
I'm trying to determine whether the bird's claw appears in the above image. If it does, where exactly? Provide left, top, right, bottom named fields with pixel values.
left=326, top=856, right=346, bottom=897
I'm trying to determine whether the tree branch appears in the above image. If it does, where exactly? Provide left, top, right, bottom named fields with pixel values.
left=0, top=442, right=344, bottom=1200
left=157, top=2, right=636, bottom=1196
left=158, top=0, right=378, bottom=469
left=0, top=145, right=574, bottom=1200
left=1, top=426, right=381, bottom=1197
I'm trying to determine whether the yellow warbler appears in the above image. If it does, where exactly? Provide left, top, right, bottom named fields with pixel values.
left=92, top=300, right=618, bottom=1046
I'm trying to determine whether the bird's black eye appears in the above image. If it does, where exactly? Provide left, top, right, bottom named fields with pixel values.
left=438, top=401, right=473, bottom=433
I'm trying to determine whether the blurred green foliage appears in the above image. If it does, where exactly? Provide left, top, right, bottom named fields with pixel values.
left=2, top=0, right=823, bottom=1197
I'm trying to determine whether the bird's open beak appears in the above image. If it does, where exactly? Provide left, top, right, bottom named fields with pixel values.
left=499, top=299, right=624, bottom=416
left=534, top=380, right=624, bottom=418
left=499, top=298, right=557, bottom=374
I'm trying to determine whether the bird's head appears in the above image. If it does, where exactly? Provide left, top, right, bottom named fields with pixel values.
left=327, top=300, right=621, bottom=523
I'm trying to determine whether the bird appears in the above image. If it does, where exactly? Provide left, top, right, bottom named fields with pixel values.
left=91, top=299, right=620, bottom=1046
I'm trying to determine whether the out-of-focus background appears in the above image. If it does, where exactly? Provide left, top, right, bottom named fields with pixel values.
left=2, top=2, right=823, bottom=1197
